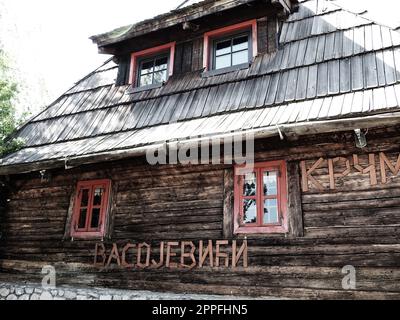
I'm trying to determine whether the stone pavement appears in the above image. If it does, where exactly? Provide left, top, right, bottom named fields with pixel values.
left=0, top=282, right=275, bottom=300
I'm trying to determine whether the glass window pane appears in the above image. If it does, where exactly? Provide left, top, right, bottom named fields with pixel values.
left=263, top=171, right=278, bottom=196
left=215, top=54, right=231, bottom=70
left=216, top=39, right=231, bottom=56
left=93, top=188, right=104, bottom=206
left=153, top=70, right=167, bottom=84
left=264, top=199, right=278, bottom=224
left=140, top=74, right=153, bottom=86
left=78, top=208, right=87, bottom=229
left=141, top=60, right=154, bottom=75
left=90, top=208, right=101, bottom=229
left=232, top=50, right=249, bottom=66
left=154, top=57, right=168, bottom=71
left=80, top=189, right=89, bottom=207
left=243, top=199, right=257, bottom=224
left=233, top=36, right=249, bottom=52
left=243, top=172, right=256, bottom=196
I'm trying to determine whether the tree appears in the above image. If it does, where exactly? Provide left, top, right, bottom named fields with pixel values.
left=0, top=49, right=25, bottom=158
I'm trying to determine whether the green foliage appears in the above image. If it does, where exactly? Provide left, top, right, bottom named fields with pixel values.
left=0, top=49, right=25, bottom=158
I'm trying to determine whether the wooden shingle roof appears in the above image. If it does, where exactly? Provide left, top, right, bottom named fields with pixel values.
left=2, top=0, right=400, bottom=174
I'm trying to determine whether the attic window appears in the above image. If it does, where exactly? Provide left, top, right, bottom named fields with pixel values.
left=129, top=42, right=176, bottom=90
left=138, top=54, right=169, bottom=87
left=203, top=20, right=258, bottom=75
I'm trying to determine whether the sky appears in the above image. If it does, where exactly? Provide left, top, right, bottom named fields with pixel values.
left=0, top=0, right=399, bottom=116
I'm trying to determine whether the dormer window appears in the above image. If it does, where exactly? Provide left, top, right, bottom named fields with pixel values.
left=138, top=54, right=169, bottom=87
left=129, top=42, right=175, bottom=90
left=203, top=20, right=258, bottom=76
left=213, top=33, right=251, bottom=70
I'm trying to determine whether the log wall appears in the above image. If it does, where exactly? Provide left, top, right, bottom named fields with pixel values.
left=1, top=127, right=400, bottom=299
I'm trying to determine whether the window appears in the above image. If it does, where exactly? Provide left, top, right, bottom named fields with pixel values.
left=213, top=33, right=251, bottom=70
left=129, top=42, right=175, bottom=89
left=138, top=55, right=169, bottom=87
left=203, top=20, right=258, bottom=73
left=234, top=161, right=288, bottom=234
left=71, top=179, right=111, bottom=238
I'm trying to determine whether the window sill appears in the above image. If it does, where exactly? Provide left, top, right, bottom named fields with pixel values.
left=202, top=62, right=251, bottom=78
left=128, top=82, right=164, bottom=94
left=234, top=225, right=288, bottom=235
left=71, top=231, right=105, bottom=240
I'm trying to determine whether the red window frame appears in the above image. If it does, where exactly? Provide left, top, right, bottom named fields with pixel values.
left=203, top=19, right=258, bottom=71
left=234, top=161, right=288, bottom=234
left=129, top=42, right=176, bottom=87
left=71, top=179, right=111, bottom=239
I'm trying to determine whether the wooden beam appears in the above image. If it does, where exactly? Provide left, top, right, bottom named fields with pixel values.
left=271, top=0, right=292, bottom=14
left=222, top=168, right=234, bottom=239
left=287, top=161, right=304, bottom=237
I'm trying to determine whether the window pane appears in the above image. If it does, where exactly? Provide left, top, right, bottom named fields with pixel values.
left=243, top=172, right=256, bottom=196
left=154, top=57, right=168, bottom=71
left=90, top=208, right=101, bottom=229
left=233, top=36, right=249, bottom=52
left=153, top=70, right=167, bottom=84
left=215, top=54, right=231, bottom=70
left=140, top=74, right=153, bottom=86
left=141, top=60, right=154, bottom=75
left=93, top=188, right=104, bottom=206
left=80, top=189, right=89, bottom=207
left=78, top=208, right=87, bottom=229
left=264, top=199, right=278, bottom=224
left=263, top=171, right=278, bottom=196
left=216, top=39, right=231, bottom=56
left=243, top=199, right=257, bottom=224
left=232, top=50, right=248, bottom=66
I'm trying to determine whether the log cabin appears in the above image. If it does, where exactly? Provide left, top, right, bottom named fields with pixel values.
left=1, top=0, right=400, bottom=299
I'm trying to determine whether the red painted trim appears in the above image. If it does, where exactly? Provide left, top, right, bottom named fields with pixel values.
left=203, top=19, right=258, bottom=70
left=129, top=42, right=176, bottom=86
left=71, top=179, right=111, bottom=239
left=233, top=161, right=288, bottom=234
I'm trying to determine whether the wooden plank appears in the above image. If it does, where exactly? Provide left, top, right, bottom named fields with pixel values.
left=339, top=58, right=351, bottom=93
left=295, top=67, right=308, bottom=100
left=363, top=52, right=378, bottom=89
left=328, top=60, right=340, bottom=95
left=222, top=168, right=234, bottom=239
left=287, top=161, right=304, bottom=237
left=351, top=55, right=364, bottom=91
left=316, top=62, right=328, bottom=97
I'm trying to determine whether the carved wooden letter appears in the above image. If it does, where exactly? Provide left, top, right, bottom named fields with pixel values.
left=94, top=243, right=106, bottom=267
left=199, top=240, right=214, bottom=268
left=380, top=152, right=400, bottom=184
left=180, top=241, right=197, bottom=269
left=121, top=243, right=136, bottom=268
left=166, top=242, right=179, bottom=268
left=106, top=243, right=121, bottom=267
left=137, top=242, right=151, bottom=269
left=215, top=240, right=229, bottom=267
left=151, top=242, right=165, bottom=269
left=353, top=154, right=377, bottom=186
left=232, top=240, right=248, bottom=268
left=328, top=157, right=351, bottom=189
left=300, top=158, right=325, bottom=192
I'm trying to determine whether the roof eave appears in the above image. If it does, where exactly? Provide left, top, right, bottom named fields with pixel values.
left=0, top=111, right=398, bottom=177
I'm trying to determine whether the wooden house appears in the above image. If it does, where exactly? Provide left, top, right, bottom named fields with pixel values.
left=1, top=0, right=400, bottom=299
